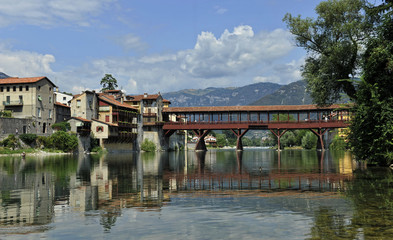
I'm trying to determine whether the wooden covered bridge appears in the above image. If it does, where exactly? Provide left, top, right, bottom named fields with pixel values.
left=162, top=104, right=351, bottom=151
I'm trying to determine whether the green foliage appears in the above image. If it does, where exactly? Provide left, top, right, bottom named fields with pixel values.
left=100, top=74, right=118, bottom=91
left=49, top=131, right=78, bottom=152
left=52, top=122, right=71, bottom=131
left=36, top=131, right=78, bottom=152
left=1, top=134, right=20, bottom=149
left=19, top=133, right=38, bottom=145
left=283, top=0, right=371, bottom=105
left=349, top=1, right=393, bottom=166
left=0, top=110, right=12, bottom=118
left=141, top=139, right=156, bottom=152
left=301, top=131, right=318, bottom=149
left=329, top=134, right=348, bottom=151
left=216, top=134, right=227, bottom=148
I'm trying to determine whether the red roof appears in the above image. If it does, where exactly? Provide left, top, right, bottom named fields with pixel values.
left=0, top=76, right=57, bottom=87
left=92, top=118, right=118, bottom=126
left=98, top=94, right=138, bottom=111
left=55, top=102, right=70, bottom=108
left=126, top=93, right=170, bottom=103
left=70, top=116, right=92, bottom=122
left=163, top=104, right=350, bottom=113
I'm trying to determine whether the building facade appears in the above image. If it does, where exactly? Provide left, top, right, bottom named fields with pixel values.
left=0, top=76, right=57, bottom=134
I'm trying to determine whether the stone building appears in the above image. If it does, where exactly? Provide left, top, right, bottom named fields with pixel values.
left=0, top=75, right=57, bottom=134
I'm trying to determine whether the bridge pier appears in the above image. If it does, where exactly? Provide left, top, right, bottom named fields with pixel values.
left=193, top=129, right=210, bottom=151
left=270, top=129, right=288, bottom=151
left=310, top=128, right=329, bottom=150
left=231, top=129, right=248, bottom=151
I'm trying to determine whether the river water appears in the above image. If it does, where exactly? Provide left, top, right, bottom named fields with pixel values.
left=0, top=149, right=392, bottom=239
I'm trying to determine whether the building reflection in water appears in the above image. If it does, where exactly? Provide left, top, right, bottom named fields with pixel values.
left=0, top=149, right=355, bottom=232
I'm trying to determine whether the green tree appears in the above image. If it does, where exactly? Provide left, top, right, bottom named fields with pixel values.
left=100, top=74, right=118, bottom=91
left=283, top=0, right=372, bottom=105
left=349, top=0, right=393, bottom=165
left=141, top=139, right=156, bottom=152
left=301, top=131, right=318, bottom=149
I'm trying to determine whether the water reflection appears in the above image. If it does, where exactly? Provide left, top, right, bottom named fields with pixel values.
left=1, top=149, right=384, bottom=239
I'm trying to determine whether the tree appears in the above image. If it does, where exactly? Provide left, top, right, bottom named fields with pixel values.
left=349, top=0, right=393, bottom=165
left=283, top=0, right=372, bottom=105
left=100, top=74, right=118, bottom=91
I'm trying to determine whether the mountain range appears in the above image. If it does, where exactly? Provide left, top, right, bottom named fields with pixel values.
left=162, top=80, right=313, bottom=107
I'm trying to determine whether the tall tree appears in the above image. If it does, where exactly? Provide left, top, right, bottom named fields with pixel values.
left=100, top=74, right=118, bottom=91
left=349, top=0, right=393, bottom=165
left=283, top=0, right=372, bottom=105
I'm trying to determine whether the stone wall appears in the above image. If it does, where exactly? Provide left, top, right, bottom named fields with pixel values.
left=0, top=118, right=33, bottom=138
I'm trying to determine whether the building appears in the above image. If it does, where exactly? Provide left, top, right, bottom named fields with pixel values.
left=95, top=93, right=139, bottom=149
left=54, top=91, right=73, bottom=106
left=54, top=102, right=71, bottom=123
left=0, top=75, right=57, bottom=134
left=70, top=90, right=98, bottom=120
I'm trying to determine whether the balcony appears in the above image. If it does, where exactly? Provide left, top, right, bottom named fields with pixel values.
left=3, top=100, right=23, bottom=106
left=143, top=113, right=157, bottom=117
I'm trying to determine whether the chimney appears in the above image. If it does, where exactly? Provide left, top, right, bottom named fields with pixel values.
left=144, top=93, right=148, bottom=98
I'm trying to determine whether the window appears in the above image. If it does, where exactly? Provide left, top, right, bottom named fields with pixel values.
left=38, top=86, right=41, bottom=91
left=7, top=87, right=10, bottom=92
left=76, top=99, right=81, bottom=107
left=26, top=86, right=29, bottom=91
left=19, top=86, right=22, bottom=91
left=63, top=97, right=66, bottom=101
left=49, top=87, right=52, bottom=91
left=13, top=86, right=16, bottom=91
left=19, top=95, right=23, bottom=104
left=49, top=96, right=52, bottom=103
left=49, top=109, right=52, bottom=119
left=37, top=108, right=41, bottom=118
left=105, top=115, right=110, bottom=122
left=0, top=87, right=3, bottom=92
left=6, top=96, right=10, bottom=104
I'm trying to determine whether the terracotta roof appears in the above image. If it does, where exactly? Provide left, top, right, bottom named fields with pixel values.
left=99, top=94, right=138, bottom=111
left=70, top=116, right=92, bottom=122
left=126, top=94, right=160, bottom=101
left=103, top=89, right=123, bottom=93
left=54, top=102, right=70, bottom=108
left=163, top=104, right=350, bottom=113
left=0, top=76, right=57, bottom=87
left=163, top=99, right=171, bottom=103
left=92, top=119, right=118, bottom=126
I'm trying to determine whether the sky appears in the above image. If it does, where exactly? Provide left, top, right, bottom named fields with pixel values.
left=0, top=0, right=324, bottom=95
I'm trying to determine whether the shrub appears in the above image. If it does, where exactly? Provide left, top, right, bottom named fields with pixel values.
left=52, top=122, right=71, bottom=131
left=301, top=132, right=318, bottom=149
left=141, top=139, right=156, bottom=152
left=1, top=134, right=20, bottom=149
left=19, top=134, right=38, bottom=145
left=329, top=134, right=348, bottom=151
left=48, top=131, right=78, bottom=152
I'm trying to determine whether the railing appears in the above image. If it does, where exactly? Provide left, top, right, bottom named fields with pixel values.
left=3, top=100, right=23, bottom=106
left=164, top=119, right=349, bottom=125
left=143, top=113, right=157, bottom=117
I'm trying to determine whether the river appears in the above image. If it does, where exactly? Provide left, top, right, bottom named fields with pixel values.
left=0, top=149, right=392, bottom=239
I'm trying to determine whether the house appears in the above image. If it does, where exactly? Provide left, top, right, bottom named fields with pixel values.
left=96, top=93, right=138, bottom=146
left=70, top=90, right=98, bottom=120
left=54, top=91, right=73, bottom=106
left=54, top=102, right=71, bottom=123
left=0, top=75, right=57, bottom=134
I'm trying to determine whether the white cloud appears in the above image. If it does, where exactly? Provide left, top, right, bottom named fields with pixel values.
left=214, top=6, right=228, bottom=15
left=180, top=25, right=294, bottom=78
left=0, top=44, right=55, bottom=77
left=0, top=0, right=115, bottom=27
left=114, top=33, right=148, bottom=52
left=7, top=25, right=300, bottom=95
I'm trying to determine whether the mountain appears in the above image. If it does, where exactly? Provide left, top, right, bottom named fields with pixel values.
left=250, top=80, right=312, bottom=106
left=162, top=82, right=282, bottom=107
left=0, top=72, right=11, bottom=79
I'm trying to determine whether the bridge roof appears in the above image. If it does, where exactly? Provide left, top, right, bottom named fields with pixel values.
left=163, top=104, right=349, bottom=113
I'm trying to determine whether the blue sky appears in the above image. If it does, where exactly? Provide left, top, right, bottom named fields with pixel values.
left=0, top=0, right=323, bottom=95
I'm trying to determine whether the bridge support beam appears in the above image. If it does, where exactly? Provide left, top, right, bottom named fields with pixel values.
left=231, top=129, right=249, bottom=151
left=310, top=128, right=328, bottom=150
left=270, top=129, right=288, bottom=151
left=193, top=129, right=210, bottom=151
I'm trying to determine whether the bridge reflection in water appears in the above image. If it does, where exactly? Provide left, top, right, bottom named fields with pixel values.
left=0, top=150, right=355, bottom=232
